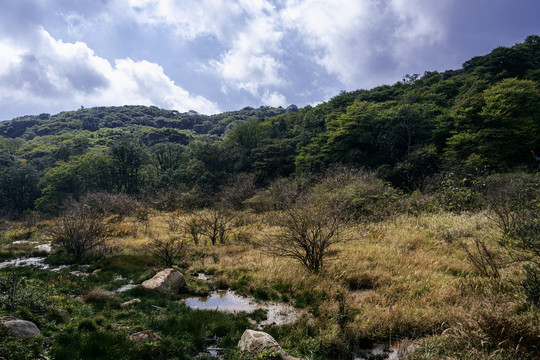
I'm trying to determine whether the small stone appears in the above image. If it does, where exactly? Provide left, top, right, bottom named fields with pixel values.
left=121, top=298, right=142, bottom=308
left=129, top=330, right=161, bottom=344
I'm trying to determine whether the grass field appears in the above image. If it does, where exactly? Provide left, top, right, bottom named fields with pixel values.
left=0, top=208, right=538, bottom=359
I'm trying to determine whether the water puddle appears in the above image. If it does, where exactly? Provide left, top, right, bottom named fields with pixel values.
left=185, top=290, right=255, bottom=313
left=183, top=290, right=303, bottom=327
left=354, top=346, right=394, bottom=360
left=0, top=257, right=48, bottom=270
left=197, top=273, right=209, bottom=280
left=354, top=341, right=418, bottom=360
left=0, top=245, right=90, bottom=277
left=35, top=243, right=52, bottom=253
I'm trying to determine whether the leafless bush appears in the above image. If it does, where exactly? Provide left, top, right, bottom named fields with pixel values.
left=461, top=237, right=502, bottom=280
left=166, top=211, right=183, bottom=233
left=482, top=173, right=539, bottom=257
left=79, top=191, right=143, bottom=219
left=183, top=215, right=203, bottom=245
left=147, top=236, right=185, bottom=267
left=264, top=194, right=352, bottom=272
left=219, top=173, right=257, bottom=210
left=199, top=208, right=235, bottom=245
left=49, top=199, right=110, bottom=261
left=246, top=177, right=308, bottom=212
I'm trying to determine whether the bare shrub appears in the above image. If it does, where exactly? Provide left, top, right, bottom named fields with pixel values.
left=481, top=172, right=540, bottom=304
left=49, top=199, right=110, bottom=261
left=199, top=208, right=235, bottom=245
left=461, top=237, right=502, bottom=280
left=219, top=173, right=257, bottom=210
left=166, top=211, right=184, bottom=233
left=246, top=177, right=308, bottom=212
left=183, top=215, right=204, bottom=245
left=147, top=236, right=185, bottom=267
left=79, top=191, right=143, bottom=219
left=264, top=193, right=351, bottom=272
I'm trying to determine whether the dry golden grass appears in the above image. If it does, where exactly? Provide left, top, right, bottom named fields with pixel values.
left=104, top=209, right=536, bottom=356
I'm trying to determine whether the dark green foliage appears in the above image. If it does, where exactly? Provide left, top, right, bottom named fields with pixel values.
left=0, top=162, right=39, bottom=214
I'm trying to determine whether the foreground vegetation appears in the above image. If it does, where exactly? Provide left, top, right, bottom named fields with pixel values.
left=1, top=169, right=538, bottom=359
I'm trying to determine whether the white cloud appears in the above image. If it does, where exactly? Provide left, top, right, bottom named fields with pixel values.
left=0, top=28, right=219, bottom=114
left=126, top=0, right=243, bottom=40
left=260, top=90, right=287, bottom=107
left=281, top=0, right=452, bottom=89
left=207, top=3, right=286, bottom=98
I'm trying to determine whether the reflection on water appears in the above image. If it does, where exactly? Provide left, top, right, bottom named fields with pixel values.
left=184, top=290, right=304, bottom=326
left=185, top=290, right=257, bottom=313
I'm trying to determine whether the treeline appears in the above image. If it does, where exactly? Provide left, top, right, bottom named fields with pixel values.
left=0, top=35, right=539, bottom=215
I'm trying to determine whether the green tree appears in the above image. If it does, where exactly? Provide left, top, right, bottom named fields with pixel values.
left=0, top=162, right=39, bottom=214
left=37, top=152, right=113, bottom=212
left=110, top=139, right=148, bottom=194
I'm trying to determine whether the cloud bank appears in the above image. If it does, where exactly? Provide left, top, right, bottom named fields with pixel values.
left=0, top=0, right=538, bottom=119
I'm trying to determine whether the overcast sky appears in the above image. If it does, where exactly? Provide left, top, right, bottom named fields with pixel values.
left=1, top=0, right=539, bottom=120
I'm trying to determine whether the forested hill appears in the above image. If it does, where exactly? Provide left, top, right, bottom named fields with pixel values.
left=0, top=105, right=295, bottom=141
left=1, top=35, right=539, bottom=214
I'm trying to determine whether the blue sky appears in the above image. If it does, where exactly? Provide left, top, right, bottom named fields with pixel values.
left=1, top=0, right=539, bottom=120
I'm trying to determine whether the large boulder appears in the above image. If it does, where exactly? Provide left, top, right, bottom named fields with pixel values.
left=141, top=268, right=185, bottom=294
left=238, top=330, right=301, bottom=360
left=0, top=317, right=40, bottom=339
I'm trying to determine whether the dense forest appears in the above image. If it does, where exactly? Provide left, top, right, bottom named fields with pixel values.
left=1, top=35, right=539, bottom=215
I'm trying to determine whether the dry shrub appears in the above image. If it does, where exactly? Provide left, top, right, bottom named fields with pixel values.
left=80, top=191, right=143, bottom=219
left=50, top=199, right=110, bottom=261
left=264, top=193, right=352, bottom=272
left=82, top=287, right=115, bottom=303
left=147, top=236, right=185, bottom=267
left=218, top=173, right=257, bottom=210
left=214, top=275, right=230, bottom=290
left=246, top=177, right=308, bottom=212
left=183, top=214, right=203, bottom=245
left=198, top=208, right=235, bottom=245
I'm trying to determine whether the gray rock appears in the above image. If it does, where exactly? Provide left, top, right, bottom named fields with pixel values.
left=238, top=330, right=301, bottom=360
left=129, top=330, right=161, bottom=344
left=141, top=268, right=185, bottom=294
left=1, top=319, right=40, bottom=339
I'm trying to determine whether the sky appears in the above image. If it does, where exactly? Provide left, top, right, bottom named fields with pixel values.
left=0, top=0, right=539, bottom=120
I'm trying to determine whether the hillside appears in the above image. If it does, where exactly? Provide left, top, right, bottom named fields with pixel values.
left=0, top=35, right=539, bottom=213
